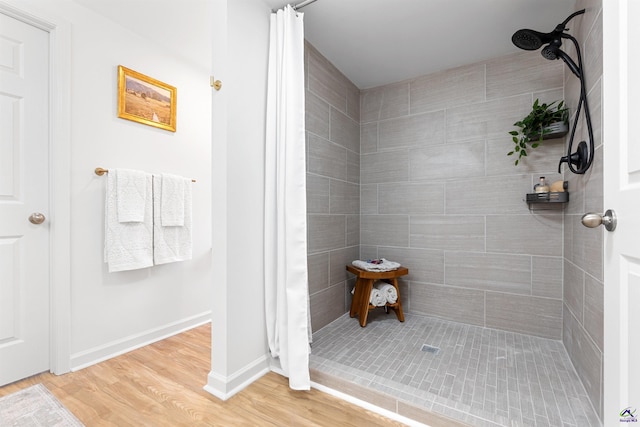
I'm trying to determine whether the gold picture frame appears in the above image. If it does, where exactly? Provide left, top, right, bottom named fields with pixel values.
left=117, top=65, right=177, bottom=132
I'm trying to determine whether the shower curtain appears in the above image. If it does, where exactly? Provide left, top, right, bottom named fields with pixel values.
left=264, top=5, right=310, bottom=390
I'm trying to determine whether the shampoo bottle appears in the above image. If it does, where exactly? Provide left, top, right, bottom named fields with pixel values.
left=534, top=176, right=550, bottom=193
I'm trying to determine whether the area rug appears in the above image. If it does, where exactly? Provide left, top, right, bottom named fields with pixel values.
left=0, top=384, right=84, bottom=426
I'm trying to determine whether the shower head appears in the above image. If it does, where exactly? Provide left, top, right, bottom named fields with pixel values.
left=512, top=29, right=555, bottom=51
left=541, top=44, right=581, bottom=77
left=510, top=9, right=594, bottom=175
left=511, top=9, right=585, bottom=51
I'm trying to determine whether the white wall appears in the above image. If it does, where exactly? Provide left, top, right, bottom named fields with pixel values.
left=6, top=0, right=275, bottom=398
left=226, top=0, right=270, bottom=372
left=207, top=0, right=272, bottom=399
left=4, top=0, right=214, bottom=369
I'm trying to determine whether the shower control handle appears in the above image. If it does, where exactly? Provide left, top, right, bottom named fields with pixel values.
left=581, top=209, right=616, bottom=232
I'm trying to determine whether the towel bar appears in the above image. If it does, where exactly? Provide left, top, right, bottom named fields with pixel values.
left=95, top=167, right=196, bottom=183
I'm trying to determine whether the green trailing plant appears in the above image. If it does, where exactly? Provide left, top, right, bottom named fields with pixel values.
left=507, top=99, right=569, bottom=165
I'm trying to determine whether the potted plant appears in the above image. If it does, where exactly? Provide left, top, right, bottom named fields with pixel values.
left=507, top=99, right=569, bottom=165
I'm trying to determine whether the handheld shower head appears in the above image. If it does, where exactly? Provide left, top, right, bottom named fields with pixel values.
left=541, top=44, right=581, bottom=77
left=540, top=44, right=559, bottom=60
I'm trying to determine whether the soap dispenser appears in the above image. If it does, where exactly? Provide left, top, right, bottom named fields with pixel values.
left=534, top=176, right=550, bottom=193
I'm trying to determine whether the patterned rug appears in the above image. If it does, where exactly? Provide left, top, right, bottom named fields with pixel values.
left=0, top=384, right=84, bottom=426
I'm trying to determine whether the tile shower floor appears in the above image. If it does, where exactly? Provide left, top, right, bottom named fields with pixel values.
left=310, top=311, right=601, bottom=427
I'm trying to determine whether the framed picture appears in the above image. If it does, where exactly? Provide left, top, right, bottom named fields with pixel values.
left=117, top=65, right=177, bottom=132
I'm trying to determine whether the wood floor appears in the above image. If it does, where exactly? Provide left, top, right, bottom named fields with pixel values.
left=0, top=324, right=406, bottom=426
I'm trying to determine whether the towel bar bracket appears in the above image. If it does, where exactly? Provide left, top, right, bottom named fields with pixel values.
left=210, top=76, right=222, bottom=91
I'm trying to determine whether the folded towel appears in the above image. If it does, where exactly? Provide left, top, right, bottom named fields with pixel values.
left=160, top=173, right=186, bottom=226
left=153, top=175, right=193, bottom=265
left=352, top=258, right=401, bottom=272
left=350, top=285, right=391, bottom=307
left=369, top=288, right=387, bottom=307
left=373, top=281, right=398, bottom=304
left=104, top=170, right=153, bottom=272
left=115, top=168, right=148, bottom=222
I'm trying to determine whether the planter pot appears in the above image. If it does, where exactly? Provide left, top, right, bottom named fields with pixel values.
left=529, top=121, right=569, bottom=141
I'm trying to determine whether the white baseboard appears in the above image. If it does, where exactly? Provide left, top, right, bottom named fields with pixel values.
left=204, top=354, right=270, bottom=401
left=70, top=311, right=212, bottom=371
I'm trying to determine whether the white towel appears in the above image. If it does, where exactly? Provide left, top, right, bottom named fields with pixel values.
left=352, top=258, right=401, bottom=272
left=115, top=168, right=148, bottom=222
left=153, top=175, right=193, bottom=265
left=104, top=170, right=153, bottom=272
left=350, top=286, right=389, bottom=307
left=160, top=173, right=186, bottom=226
left=373, top=281, right=398, bottom=304
left=369, top=288, right=387, bottom=307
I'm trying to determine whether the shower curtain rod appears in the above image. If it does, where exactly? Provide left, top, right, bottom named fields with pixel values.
left=272, top=0, right=317, bottom=12
left=292, top=0, right=318, bottom=10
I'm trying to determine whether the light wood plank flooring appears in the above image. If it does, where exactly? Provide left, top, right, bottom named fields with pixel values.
left=0, top=324, right=406, bottom=426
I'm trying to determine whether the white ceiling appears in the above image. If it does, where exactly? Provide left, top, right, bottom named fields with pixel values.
left=75, top=0, right=578, bottom=90
left=267, top=0, right=577, bottom=88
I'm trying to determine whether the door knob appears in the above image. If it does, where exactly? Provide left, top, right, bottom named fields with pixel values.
left=581, top=209, right=616, bottom=231
left=28, top=213, right=46, bottom=225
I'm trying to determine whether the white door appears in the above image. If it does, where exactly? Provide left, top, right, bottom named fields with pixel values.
left=603, top=0, right=640, bottom=425
left=0, top=12, right=50, bottom=386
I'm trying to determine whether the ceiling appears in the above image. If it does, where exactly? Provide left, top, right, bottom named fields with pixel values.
left=74, top=0, right=578, bottom=90
left=266, top=0, right=577, bottom=88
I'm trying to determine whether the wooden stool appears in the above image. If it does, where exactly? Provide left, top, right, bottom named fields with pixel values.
left=347, top=265, right=408, bottom=327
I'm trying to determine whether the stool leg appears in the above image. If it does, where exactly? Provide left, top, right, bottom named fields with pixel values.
left=359, top=279, right=374, bottom=327
left=390, top=278, right=404, bottom=322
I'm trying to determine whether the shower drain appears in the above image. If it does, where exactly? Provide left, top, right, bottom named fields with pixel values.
left=421, top=344, right=440, bottom=354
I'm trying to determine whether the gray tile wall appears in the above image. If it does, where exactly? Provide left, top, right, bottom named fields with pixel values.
left=305, top=42, right=360, bottom=331
left=562, top=1, right=604, bottom=421
left=360, top=52, right=566, bottom=341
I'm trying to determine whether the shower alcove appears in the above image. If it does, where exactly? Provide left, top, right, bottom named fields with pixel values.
left=303, top=2, right=604, bottom=425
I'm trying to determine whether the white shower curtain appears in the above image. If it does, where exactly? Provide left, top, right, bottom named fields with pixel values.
left=264, top=5, right=310, bottom=390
